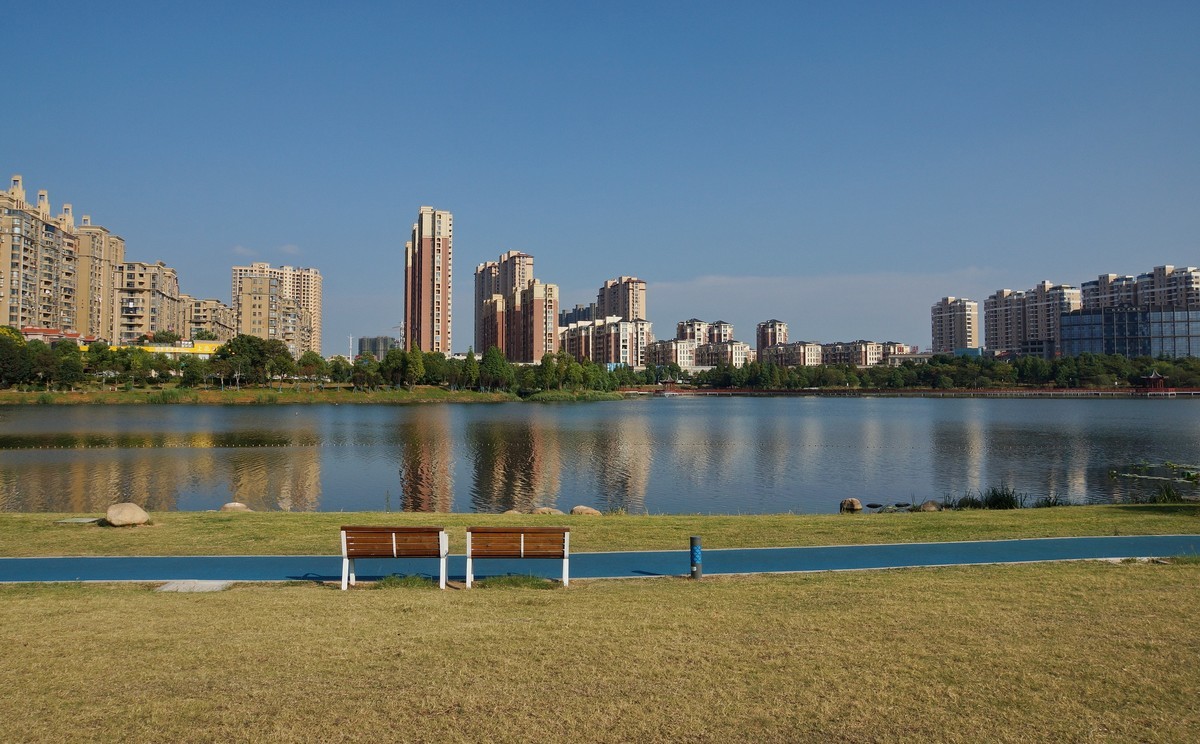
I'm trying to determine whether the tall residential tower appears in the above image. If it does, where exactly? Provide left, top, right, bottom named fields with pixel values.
left=404, top=206, right=453, bottom=354
left=231, top=262, right=323, bottom=355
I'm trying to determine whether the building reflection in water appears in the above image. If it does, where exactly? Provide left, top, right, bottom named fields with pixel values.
left=587, top=413, right=650, bottom=514
left=0, top=429, right=323, bottom=512
left=467, top=413, right=562, bottom=513
left=0, top=450, right=189, bottom=512
left=931, top=417, right=985, bottom=500
left=227, top=449, right=321, bottom=511
left=397, top=406, right=454, bottom=512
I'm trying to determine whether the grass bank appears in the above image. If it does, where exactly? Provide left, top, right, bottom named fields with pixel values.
left=2, top=504, right=1196, bottom=557
left=0, top=386, right=516, bottom=405
left=2, top=560, right=1197, bottom=742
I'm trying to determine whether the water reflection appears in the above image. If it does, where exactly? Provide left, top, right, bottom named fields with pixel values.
left=396, top=407, right=454, bottom=511
left=579, top=412, right=649, bottom=513
left=1, top=399, right=1198, bottom=513
left=467, top=413, right=562, bottom=513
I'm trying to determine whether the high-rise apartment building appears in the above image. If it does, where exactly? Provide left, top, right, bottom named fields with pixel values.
left=474, top=250, right=533, bottom=353
left=930, top=296, right=979, bottom=353
left=506, top=279, right=560, bottom=363
left=1080, top=274, right=1138, bottom=309
left=984, top=282, right=1080, bottom=357
left=822, top=340, right=885, bottom=367
left=1135, top=265, right=1200, bottom=308
left=358, top=336, right=400, bottom=361
left=114, top=261, right=182, bottom=344
left=676, top=319, right=709, bottom=343
left=232, top=262, right=322, bottom=355
left=76, top=215, right=126, bottom=341
left=181, top=295, right=236, bottom=342
left=758, top=342, right=823, bottom=367
left=596, top=276, right=647, bottom=321
left=560, top=316, right=653, bottom=368
left=234, top=274, right=311, bottom=357
left=756, top=320, right=788, bottom=353
left=404, top=206, right=453, bottom=354
left=1, top=176, right=80, bottom=332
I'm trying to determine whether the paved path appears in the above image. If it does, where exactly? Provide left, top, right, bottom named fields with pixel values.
left=1, top=535, right=1197, bottom=584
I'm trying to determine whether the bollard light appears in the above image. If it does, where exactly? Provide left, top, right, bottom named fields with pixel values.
left=690, top=535, right=702, bottom=580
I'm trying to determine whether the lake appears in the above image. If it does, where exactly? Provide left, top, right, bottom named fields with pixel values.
left=1, top=397, right=1197, bottom=513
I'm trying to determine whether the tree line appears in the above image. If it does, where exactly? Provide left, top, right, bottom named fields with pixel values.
left=2, top=326, right=1196, bottom=393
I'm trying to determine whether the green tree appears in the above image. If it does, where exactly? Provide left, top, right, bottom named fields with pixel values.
left=150, top=330, right=181, bottom=345
left=297, top=350, right=330, bottom=389
left=27, top=340, right=57, bottom=389
left=351, top=354, right=380, bottom=390
left=0, top=327, right=31, bottom=386
left=179, top=356, right=208, bottom=388
left=379, top=347, right=406, bottom=387
left=328, top=356, right=352, bottom=384
left=192, top=329, right=219, bottom=341
left=403, top=343, right=425, bottom=390
left=463, top=348, right=480, bottom=390
left=422, top=352, right=447, bottom=385
left=480, top=346, right=509, bottom=391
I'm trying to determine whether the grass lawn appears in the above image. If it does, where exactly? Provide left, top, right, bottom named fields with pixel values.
left=1, top=504, right=1197, bottom=557
left=1, top=560, right=1197, bottom=742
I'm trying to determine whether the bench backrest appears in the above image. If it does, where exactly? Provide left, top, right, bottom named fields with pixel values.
left=341, top=526, right=446, bottom=558
left=467, top=527, right=569, bottom=558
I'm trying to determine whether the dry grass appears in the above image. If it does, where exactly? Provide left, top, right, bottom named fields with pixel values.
left=1, top=561, right=1197, bottom=742
left=1, top=504, right=1197, bottom=557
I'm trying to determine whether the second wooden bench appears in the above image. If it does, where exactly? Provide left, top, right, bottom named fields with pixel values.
left=465, top=526, right=570, bottom=587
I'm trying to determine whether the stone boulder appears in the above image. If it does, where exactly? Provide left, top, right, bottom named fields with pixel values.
left=106, top=502, right=149, bottom=527
left=571, top=505, right=602, bottom=516
left=219, top=502, right=253, bottom=512
left=502, top=509, right=523, bottom=515
left=839, top=498, right=863, bottom=513
left=532, top=507, right=565, bottom=515
left=918, top=500, right=942, bottom=512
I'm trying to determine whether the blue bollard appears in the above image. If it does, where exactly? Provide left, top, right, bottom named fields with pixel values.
left=690, top=536, right=702, bottom=580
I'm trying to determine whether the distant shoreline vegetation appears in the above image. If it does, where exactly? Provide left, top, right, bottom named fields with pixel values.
left=1, top=328, right=1198, bottom=403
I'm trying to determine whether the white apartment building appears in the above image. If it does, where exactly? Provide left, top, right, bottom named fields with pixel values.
left=930, top=296, right=979, bottom=353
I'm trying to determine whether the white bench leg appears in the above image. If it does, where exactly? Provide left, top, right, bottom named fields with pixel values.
left=562, top=557, right=569, bottom=587
left=341, top=557, right=349, bottom=590
left=349, top=558, right=356, bottom=587
left=465, top=555, right=473, bottom=588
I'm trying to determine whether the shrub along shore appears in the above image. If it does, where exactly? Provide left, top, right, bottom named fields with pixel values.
left=2, top=504, right=1196, bottom=557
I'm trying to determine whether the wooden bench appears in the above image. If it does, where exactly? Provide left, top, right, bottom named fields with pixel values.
left=340, top=526, right=448, bottom=590
left=465, top=526, right=570, bottom=587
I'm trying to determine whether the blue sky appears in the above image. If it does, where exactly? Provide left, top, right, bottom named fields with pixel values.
left=7, top=1, right=1198, bottom=355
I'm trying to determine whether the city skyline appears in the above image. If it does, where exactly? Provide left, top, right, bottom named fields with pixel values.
left=5, top=2, right=1197, bottom=355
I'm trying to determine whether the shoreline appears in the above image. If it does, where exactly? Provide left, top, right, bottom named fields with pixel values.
left=0, top=385, right=1194, bottom=405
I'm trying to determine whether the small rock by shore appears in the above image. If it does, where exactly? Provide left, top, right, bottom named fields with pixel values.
left=105, top=502, right=149, bottom=527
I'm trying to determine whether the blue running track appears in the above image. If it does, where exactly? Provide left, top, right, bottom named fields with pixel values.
left=1, top=535, right=1197, bottom=584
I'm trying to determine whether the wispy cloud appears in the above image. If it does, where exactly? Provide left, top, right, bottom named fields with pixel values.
left=232, top=245, right=257, bottom=257
left=278, top=243, right=301, bottom=256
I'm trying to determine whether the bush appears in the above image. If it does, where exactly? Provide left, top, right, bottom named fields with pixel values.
left=982, top=486, right=1026, bottom=510
left=145, top=389, right=184, bottom=404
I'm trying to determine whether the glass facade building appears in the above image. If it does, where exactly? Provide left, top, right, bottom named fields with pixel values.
left=1061, top=308, right=1200, bottom=358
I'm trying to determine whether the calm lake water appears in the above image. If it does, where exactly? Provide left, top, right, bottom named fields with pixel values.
left=1, top=398, right=1198, bottom=514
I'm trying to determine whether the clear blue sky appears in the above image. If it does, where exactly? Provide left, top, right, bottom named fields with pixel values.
left=7, top=1, right=1198, bottom=355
